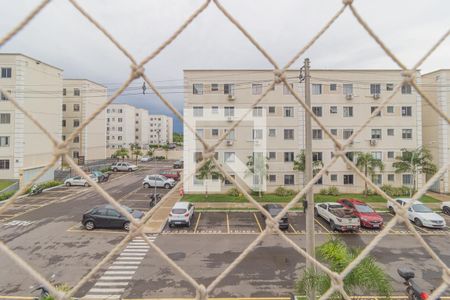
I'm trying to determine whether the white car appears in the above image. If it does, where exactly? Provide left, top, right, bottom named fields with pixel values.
left=314, top=202, right=360, bottom=232
left=143, top=174, right=175, bottom=189
left=64, top=175, right=97, bottom=187
left=140, top=156, right=152, bottom=162
left=387, top=198, right=446, bottom=228
left=168, top=202, right=195, bottom=227
left=111, top=162, right=138, bottom=172
left=441, top=202, right=450, bottom=215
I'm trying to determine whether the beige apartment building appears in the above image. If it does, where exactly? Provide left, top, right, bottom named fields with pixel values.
left=106, top=104, right=136, bottom=155
left=136, top=108, right=150, bottom=148
left=183, top=69, right=422, bottom=194
left=149, top=114, right=173, bottom=145
left=422, top=70, right=449, bottom=194
left=62, top=79, right=107, bottom=162
left=0, top=53, right=62, bottom=186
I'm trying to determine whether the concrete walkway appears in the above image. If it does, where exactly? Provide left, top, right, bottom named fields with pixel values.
left=426, top=191, right=450, bottom=202
left=143, top=191, right=182, bottom=233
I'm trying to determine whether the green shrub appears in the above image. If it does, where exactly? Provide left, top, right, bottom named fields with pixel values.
left=0, top=191, right=15, bottom=201
left=275, top=187, right=295, bottom=196
left=251, top=190, right=264, bottom=197
left=327, top=186, right=340, bottom=196
left=381, top=184, right=411, bottom=197
left=25, top=180, right=62, bottom=194
left=100, top=166, right=112, bottom=173
left=227, top=187, right=240, bottom=197
left=366, top=189, right=377, bottom=196
left=319, top=188, right=328, bottom=195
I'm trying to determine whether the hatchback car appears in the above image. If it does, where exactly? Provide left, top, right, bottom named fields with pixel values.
left=82, top=205, right=144, bottom=231
left=159, top=170, right=180, bottom=181
left=173, top=160, right=183, bottom=169
left=168, top=202, right=195, bottom=227
left=64, top=174, right=97, bottom=187
left=143, top=174, right=176, bottom=189
left=388, top=198, right=446, bottom=228
left=111, top=162, right=138, bottom=172
left=338, top=198, right=383, bottom=229
left=261, top=204, right=289, bottom=230
left=140, top=156, right=152, bottom=162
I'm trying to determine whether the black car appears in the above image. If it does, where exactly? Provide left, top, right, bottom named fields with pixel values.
left=82, top=205, right=144, bottom=231
left=173, top=160, right=183, bottom=169
left=262, top=204, right=289, bottom=230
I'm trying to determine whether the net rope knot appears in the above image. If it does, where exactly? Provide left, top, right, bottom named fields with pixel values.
left=53, top=143, right=69, bottom=157
left=273, top=69, right=285, bottom=84
left=195, top=284, right=208, bottom=300
left=265, top=217, right=278, bottom=232
left=396, top=206, right=409, bottom=221
left=342, top=0, right=353, bottom=5
left=131, top=64, right=145, bottom=79
left=202, top=147, right=216, bottom=160
left=401, top=70, right=415, bottom=83
left=331, top=272, right=344, bottom=290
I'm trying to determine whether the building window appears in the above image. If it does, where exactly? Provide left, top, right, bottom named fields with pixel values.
left=387, top=151, right=395, bottom=159
left=330, top=174, right=337, bottom=182
left=312, top=84, right=322, bottom=95
left=117, top=136, right=122, bottom=141
left=330, top=106, right=337, bottom=114
left=330, top=83, right=337, bottom=91
left=224, top=174, right=236, bottom=185
left=196, top=129, right=204, bottom=138
left=193, top=106, right=203, bottom=117
left=268, top=106, right=275, bottom=114
left=269, top=174, right=276, bottom=182
left=224, top=152, right=235, bottom=163
left=312, top=106, right=322, bottom=117
left=386, top=83, right=394, bottom=91
left=224, top=106, right=235, bottom=117
left=346, top=152, right=354, bottom=162
left=402, top=129, right=412, bottom=139
left=312, top=129, right=322, bottom=140
left=284, top=107, right=294, bottom=117
left=73, top=151, right=79, bottom=159
left=0, top=113, right=11, bottom=124
left=118, top=118, right=123, bottom=122
left=211, top=106, right=219, bottom=114
left=253, top=107, right=263, bottom=117
left=62, top=104, right=66, bottom=112
left=402, top=174, right=412, bottom=185
left=212, top=129, right=219, bottom=136
left=74, top=88, right=80, bottom=96
left=224, top=84, right=235, bottom=95
left=118, top=109, right=122, bottom=113
left=343, top=129, right=353, bottom=140
left=0, top=160, right=10, bottom=169
left=330, top=129, right=338, bottom=136
left=401, top=84, right=412, bottom=94
left=73, top=119, right=80, bottom=127
left=401, top=106, right=412, bottom=116
left=211, top=83, right=219, bottom=92
left=372, top=151, right=382, bottom=160
left=118, top=127, right=123, bottom=132
left=62, top=135, right=66, bottom=141
left=343, top=106, right=353, bottom=117
left=387, top=129, right=394, bottom=136
left=387, top=106, right=394, bottom=113
left=193, top=84, right=203, bottom=95
left=74, top=136, right=80, bottom=143
left=252, top=129, right=263, bottom=140
left=284, top=152, right=294, bottom=162
left=284, top=129, right=294, bottom=140
left=283, top=83, right=293, bottom=95
left=372, top=174, right=382, bottom=185
left=371, top=106, right=381, bottom=117
left=343, top=174, right=354, bottom=185
left=63, top=88, right=66, bottom=96
left=0, top=136, right=9, bottom=147
left=370, top=84, right=381, bottom=94
left=268, top=129, right=276, bottom=137
left=62, top=120, right=66, bottom=127
left=343, top=84, right=353, bottom=95
left=388, top=174, right=395, bottom=182
left=1, top=68, right=12, bottom=78
left=0, top=91, right=9, bottom=101
left=371, top=129, right=382, bottom=139
left=73, top=104, right=80, bottom=112
left=225, top=129, right=235, bottom=140
left=252, top=83, right=262, bottom=95
left=312, top=152, right=322, bottom=162
left=284, top=175, right=294, bottom=185
left=268, top=152, right=276, bottom=160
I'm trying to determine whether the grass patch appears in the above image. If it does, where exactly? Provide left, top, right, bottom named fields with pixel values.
left=0, top=180, right=15, bottom=191
left=0, top=191, right=15, bottom=202
left=183, top=193, right=440, bottom=204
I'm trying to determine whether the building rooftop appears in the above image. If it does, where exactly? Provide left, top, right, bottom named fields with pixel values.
left=0, top=53, right=63, bottom=71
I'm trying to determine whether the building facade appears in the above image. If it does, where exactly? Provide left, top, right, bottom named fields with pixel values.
left=183, top=69, right=423, bottom=194
left=0, top=53, right=63, bottom=186
left=63, top=79, right=107, bottom=162
left=106, top=104, right=136, bottom=154
left=149, top=114, right=173, bottom=145
left=422, top=70, right=449, bottom=194
left=135, top=108, right=150, bottom=148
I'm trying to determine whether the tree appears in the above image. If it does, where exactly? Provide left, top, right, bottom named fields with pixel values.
left=196, top=159, right=222, bottom=198
left=246, top=153, right=269, bottom=198
left=146, top=148, right=155, bottom=158
left=113, top=148, right=129, bottom=161
left=355, top=152, right=384, bottom=197
left=130, top=143, right=143, bottom=164
left=161, top=144, right=170, bottom=159
left=173, top=132, right=183, bottom=144
left=293, top=150, right=324, bottom=185
left=393, top=147, right=437, bottom=196
left=296, top=238, right=392, bottom=299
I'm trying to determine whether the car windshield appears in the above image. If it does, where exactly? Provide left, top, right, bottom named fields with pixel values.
left=412, top=204, right=432, bottom=213
left=160, top=175, right=169, bottom=181
left=355, top=204, right=374, bottom=213
left=329, top=204, right=343, bottom=209
left=270, top=208, right=282, bottom=216
left=172, top=208, right=186, bottom=214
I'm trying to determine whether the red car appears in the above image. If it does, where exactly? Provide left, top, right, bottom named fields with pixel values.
left=337, top=198, right=383, bottom=229
left=159, top=170, right=180, bottom=181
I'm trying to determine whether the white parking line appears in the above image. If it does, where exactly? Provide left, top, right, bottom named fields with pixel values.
left=123, top=249, right=148, bottom=253
left=99, top=276, right=133, bottom=280
left=116, top=257, right=143, bottom=260
left=95, top=282, right=129, bottom=286
left=84, top=295, right=120, bottom=299
left=104, top=271, right=136, bottom=275
left=125, top=246, right=150, bottom=249
left=113, top=261, right=141, bottom=265
left=119, top=252, right=146, bottom=256
left=89, top=288, right=125, bottom=293
left=108, top=266, right=138, bottom=270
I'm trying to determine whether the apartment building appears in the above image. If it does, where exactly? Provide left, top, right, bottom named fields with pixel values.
left=422, top=70, right=449, bottom=194
left=149, top=114, right=173, bottom=145
left=62, top=79, right=107, bottom=162
left=136, top=108, right=150, bottom=148
left=106, top=104, right=136, bottom=153
left=0, top=53, right=62, bottom=186
left=183, top=69, right=422, bottom=194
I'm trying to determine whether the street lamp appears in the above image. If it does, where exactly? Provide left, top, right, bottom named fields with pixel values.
left=409, top=141, right=436, bottom=197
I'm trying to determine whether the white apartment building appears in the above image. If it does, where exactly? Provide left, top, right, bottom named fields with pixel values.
left=0, top=53, right=62, bottom=186
left=135, top=108, right=150, bottom=148
left=422, top=70, right=449, bottom=194
left=63, top=79, right=107, bottom=162
left=106, top=104, right=136, bottom=153
left=184, top=69, right=422, bottom=194
left=149, top=114, right=173, bottom=145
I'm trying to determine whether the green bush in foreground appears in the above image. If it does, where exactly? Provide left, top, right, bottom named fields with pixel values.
left=319, top=186, right=340, bottom=196
left=274, top=187, right=295, bottom=196
left=227, top=188, right=241, bottom=197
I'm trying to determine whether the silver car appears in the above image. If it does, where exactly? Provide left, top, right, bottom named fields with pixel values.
left=143, top=174, right=175, bottom=189
left=111, top=162, right=138, bottom=172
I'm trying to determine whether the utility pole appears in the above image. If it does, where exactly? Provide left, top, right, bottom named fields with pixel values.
left=303, top=58, right=316, bottom=299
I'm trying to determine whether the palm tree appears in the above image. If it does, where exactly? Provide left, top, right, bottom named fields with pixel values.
left=296, top=238, right=392, bottom=299
left=293, top=150, right=324, bottom=185
left=113, top=148, right=129, bottom=161
left=196, top=159, right=222, bottom=198
left=246, top=153, right=269, bottom=198
left=393, top=147, right=437, bottom=196
left=146, top=148, right=154, bottom=158
left=355, top=152, right=384, bottom=197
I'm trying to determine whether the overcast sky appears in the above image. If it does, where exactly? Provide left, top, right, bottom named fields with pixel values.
left=1, top=0, right=449, bottom=132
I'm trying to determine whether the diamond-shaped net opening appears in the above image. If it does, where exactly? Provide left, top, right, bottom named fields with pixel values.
left=0, top=0, right=449, bottom=299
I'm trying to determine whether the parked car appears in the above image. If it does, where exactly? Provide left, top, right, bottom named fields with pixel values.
left=441, top=202, right=450, bottom=215
left=91, top=170, right=109, bottom=182
left=140, top=156, right=152, bottom=162
left=159, top=170, right=180, bottom=181
left=338, top=198, right=383, bottom=229
left=387, top=198, right=446, bottom=228
left=315, top=202, right=360, bottom=232
left=168, top=143, right=177, bottom=149
left=143, top=174, right=176, bottom=189
left=173, top=160, right=183, bottom=169
left=111, top=162, right=138, bottom=172
left=261, top=204, right=289, bottom=230
left=168, top=202, right=195, bottom=227
left=82, top=204, right=144, bottom=231
left=64, top=174, right=98, bottom=187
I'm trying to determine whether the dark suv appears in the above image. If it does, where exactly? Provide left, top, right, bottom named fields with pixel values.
left=82, top=204, right=143, bottom=231
left=173, top=160, right=183, bottom=169
left=261, top=204, right=289, bottom=230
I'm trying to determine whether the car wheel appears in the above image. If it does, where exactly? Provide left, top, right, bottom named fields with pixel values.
left=164, top=183, right=170, bottom=189
left=113, top=168, right=118, bottom=172
left=168, top=222, right=173, bottom=228
left=414, top=218, right=423, bottom=227
left=330, top=220, right=336, bottom=231
left=66, top=182, right=71, bottom=187
left=123, top=222, right=130, bottom=231
left=389, top=206, right=395, bottom=215
left=84, top=221, right=95, bottom=230
left=84, top=182, right=89, bottom=187
left=128, top=168, right=132, bottom=172
left=144, top=183, right=150, bottom=188
left=444, top=206, right=450, bottom=215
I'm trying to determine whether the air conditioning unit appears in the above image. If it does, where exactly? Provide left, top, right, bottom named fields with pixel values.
left=369, top=139, right=377, bottom=146
left=226, top=140, right=233, bottom=146
left=373, top=93, right=380, bottom=100
left=345, top=94, right=353, bottom=100
left=227, top=94, right=235, bottom=101
left=227, top=116, right=233, bottom=122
